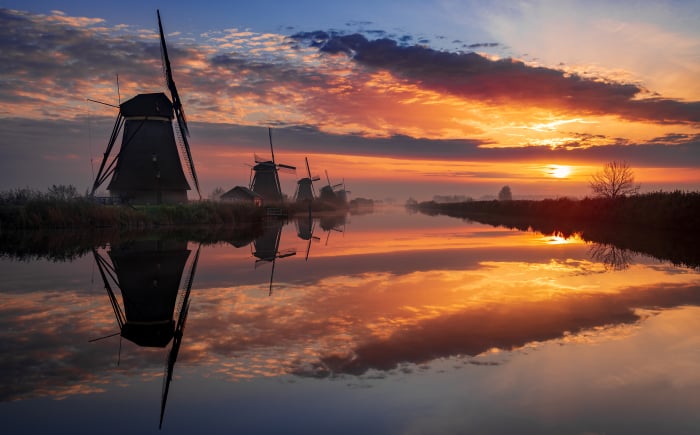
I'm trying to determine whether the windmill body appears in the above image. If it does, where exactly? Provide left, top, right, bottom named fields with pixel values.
left=319, top=185, right=336, bottom=201
left=106, top=93, right=190, bottom=204
left=91, top=11, right=200, bottom=204
left=335, top=189, right=348, bottom=204
left=295, top=178, right=315, bottom=201
left=250, top=161, right=283, bottom=202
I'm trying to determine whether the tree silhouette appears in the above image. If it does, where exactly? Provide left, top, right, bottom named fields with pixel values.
left=589, top=161, right=640, bottom=199
left=498, top=185, right=512, bottom=201
left=209, top=186, right=224, bottom=201
left=47, top=184, right=79, bottom=201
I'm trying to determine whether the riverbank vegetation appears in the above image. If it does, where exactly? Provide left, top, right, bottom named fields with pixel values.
left=0, top=187, right=266, bottom=229
left=415, top=191, right=700, bottom=233
left=0, top=186, right=360, bottom=230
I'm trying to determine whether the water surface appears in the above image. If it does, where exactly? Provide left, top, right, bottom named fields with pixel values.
left=1, top=207, right=699, bottom=434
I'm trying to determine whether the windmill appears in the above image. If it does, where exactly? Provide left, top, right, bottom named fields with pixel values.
left=249, top=128, right=296, bottom=203
left=294, top=157, right=321, bottom=202
left=252, top=219, right=296, bottom=295
left=335, top=179, right=350, bottom=204
left=90, top=10, right=200, bottom=204
left=320, top=170, right=345, bottom=203
left=91, top=239, right=200, bottom=429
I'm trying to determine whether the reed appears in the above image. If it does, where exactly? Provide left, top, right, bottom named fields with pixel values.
left=0, top=190, right=266, bottom=230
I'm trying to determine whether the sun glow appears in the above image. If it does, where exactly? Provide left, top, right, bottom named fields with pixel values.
left=549, top=165, right=572, bottom=179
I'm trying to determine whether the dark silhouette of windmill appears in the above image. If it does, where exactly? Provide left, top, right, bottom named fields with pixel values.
left=320, top=170, right=346, bottom=204
left=294, top=157, right=321, bottom=202
left=92, top=239, right=200, bottom=429
left=335, top=179, right=350, bottom=204
left=249, top=129, right=296, bottom=203
left=90, top=10, right=200, bottom=204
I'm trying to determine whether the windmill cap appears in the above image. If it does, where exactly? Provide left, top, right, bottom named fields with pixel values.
left=121, top=320, right=175, bottom=347
left=121, top=92, right=174, bottom=119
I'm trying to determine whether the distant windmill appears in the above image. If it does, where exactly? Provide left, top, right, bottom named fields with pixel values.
left=294, top=157, right=321, bottom=202
left=90, top=10, right=200, bottom=204
left=335, top=179, right=350, bottom=204
left=319, top=169, right=338, bottom=202
left=321, top=171, right=345, bottom=203
left=249, top=128, right=296, bottom=203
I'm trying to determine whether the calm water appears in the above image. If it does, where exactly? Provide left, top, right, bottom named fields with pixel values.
left=1, top=207, right=699, bottom=434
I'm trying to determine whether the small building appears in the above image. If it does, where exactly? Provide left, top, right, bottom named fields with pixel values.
left=220, top=186, right=263, bottom=206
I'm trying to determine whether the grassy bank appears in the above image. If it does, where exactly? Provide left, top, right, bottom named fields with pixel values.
left=417, top=191, right=700, bottom=232
left=0, top=198, right=266, bottom=230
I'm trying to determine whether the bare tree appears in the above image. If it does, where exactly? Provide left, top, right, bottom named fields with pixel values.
left=589, top=161, right=640, bottom=199
left=498, top=185, right=512, bottom=201
left=209, top=186, right=225, bottom=201
left=47, top=184, right=79, bottom=201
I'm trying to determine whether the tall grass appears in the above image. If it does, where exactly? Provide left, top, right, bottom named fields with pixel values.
left=0, top=187, right=266, bottom=229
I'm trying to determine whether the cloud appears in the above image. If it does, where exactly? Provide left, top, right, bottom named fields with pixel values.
left=0, top=8, right=171, bottom=119
left=466, top=42, right=500, bottom=49
left=292, top=32, right=700, bottom=125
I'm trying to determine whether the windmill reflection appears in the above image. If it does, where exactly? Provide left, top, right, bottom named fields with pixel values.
left=319, top=212, right=346, bottom=246
left=92, top=239, right=200, bottom=429
left=295, top=211, right=321, bottom=260
left=294, top=211, right=346, bottom=256
left=252, top=218, right=296, bottom=295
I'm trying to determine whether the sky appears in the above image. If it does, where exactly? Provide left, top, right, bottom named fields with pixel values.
left=1, top=0, right=699, bottom=201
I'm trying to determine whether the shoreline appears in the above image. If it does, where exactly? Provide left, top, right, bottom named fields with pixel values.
left=413, top=191, right=700, bottom=269
left=0, top=199, right=357, bottom=231
left=414, top=191, right=700, bottom=233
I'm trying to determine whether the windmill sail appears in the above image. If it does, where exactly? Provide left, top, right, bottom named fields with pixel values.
left=158, top=10, right=200, bottom=199
left=91, top=114, right=125, bottom=195
left=160, top=245, right=200, bottom=429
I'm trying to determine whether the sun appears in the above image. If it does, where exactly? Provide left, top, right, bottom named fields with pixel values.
left=548, top=165, right=571, bottom=179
